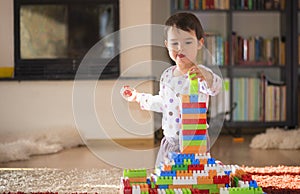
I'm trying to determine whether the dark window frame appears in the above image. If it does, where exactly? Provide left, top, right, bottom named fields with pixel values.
left=14, top=0, right=120, bottom=80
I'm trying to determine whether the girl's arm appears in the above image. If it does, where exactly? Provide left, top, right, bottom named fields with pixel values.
left=120, top=68, right=170, bottom=113
left=120, top=85, right=164, bottom=113
left=136, top=92, right=163, bottom=113
left=189, top=65, right=222, bottom=96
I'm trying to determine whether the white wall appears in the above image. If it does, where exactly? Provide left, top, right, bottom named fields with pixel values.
left=0, top=0, right=170, bottom=140
left=0, top=0, right=13, bottom=67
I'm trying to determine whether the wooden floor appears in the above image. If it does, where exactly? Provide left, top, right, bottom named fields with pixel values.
left=0, top=135, right=299, bottom=169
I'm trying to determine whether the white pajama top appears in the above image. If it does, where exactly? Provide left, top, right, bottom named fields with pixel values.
left=136, top=65, right=222, bottom=139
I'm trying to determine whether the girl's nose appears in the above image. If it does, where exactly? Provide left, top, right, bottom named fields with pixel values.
left=177, top=43, right=183, bottom=52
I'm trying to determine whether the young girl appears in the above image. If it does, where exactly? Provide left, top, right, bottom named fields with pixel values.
left=121, top=12, right=222, bottom=167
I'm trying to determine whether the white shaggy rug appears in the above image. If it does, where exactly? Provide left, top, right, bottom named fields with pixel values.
left=250, top=128, right=300, bottom=149
left=0, top=168, right=121, bottom=193
left=0, top=127, right=83, bottom=163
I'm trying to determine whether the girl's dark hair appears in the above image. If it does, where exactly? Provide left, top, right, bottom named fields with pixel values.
left=164, top=12, right=204, bottom=40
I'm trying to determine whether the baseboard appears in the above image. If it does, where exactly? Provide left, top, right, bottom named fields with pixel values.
left=87, top=138, right=156, bottom=149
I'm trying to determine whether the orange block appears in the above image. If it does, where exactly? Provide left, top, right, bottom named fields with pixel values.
left=197, top=176, right=213, bottom=184
left=200, top=158, right=208, bottom=164
left=129, top=177, right=147, bottom=183
left=163, top=165, right=172, bottom=171
left=176, top=170, right=193, bottom=177
left=208, top=169, right=217, bottom=177
left=181, top=95, right=190, bottom=103
left=140, top=184, right=149, bottom=192
left=182, top=145, right=207, bottom=154
left=132, top=183, right=149, bottom=192
left=182, top=113, right=206, bottom=119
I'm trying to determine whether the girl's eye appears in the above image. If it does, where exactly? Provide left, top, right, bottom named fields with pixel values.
left=170, top=42, right=179, bottom=46
left=185, top=41, right=193, bottom=45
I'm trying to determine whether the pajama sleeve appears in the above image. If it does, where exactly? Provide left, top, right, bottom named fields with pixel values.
left=199, top=65, right=222, bottom=96
left=136, top=92, right=163, bottom=113
left=135, top=70, right=167, bottom=113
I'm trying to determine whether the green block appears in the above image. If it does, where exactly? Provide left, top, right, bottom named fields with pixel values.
left=183, top=140, right=207, bottom=146
left=156, top=176, right=173, bottom=185
left=209, top=188, right=219, bottom=194
left=229, top=187, right=255, bottom=194
left=182, top=188, right=192, bottom=194
left=193, top=184, right=217, bottom=190
left=254, top=187, right=264, bottom=194
left=189, top=73, right=199, bottom=95
left=182, top=124, right=207, bottom=130
left=151, top=182, right=156, bottom=188
left=172, top=164, right=188, bottom=171
left=123, top=169, right=147, bottom=178
left=224, top=79, right=230, bottom=91
left=233, top=176, right=239, bottom=187
left=166, top=189, right=175, bottom=194
left=190, top=81, right=198, bottom=94
left=183, top=158, right=191, bottom=165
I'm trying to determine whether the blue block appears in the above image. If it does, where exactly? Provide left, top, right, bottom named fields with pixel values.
left=146, top=178, right=151, bottom=185
left=174, top=158, right=184, bottom=165
left=182, top=108, right=206, bottom=114
left=191, top=158, right=200, bottom=165
left=160, top=171, right=176, bottom=177
left=178, top=153, right=195, bottom=160
left=207, top=158, right=216, bottom=164
left=190, top=94, right=198, bottom=103
left=249, top=180, right=258, bottom=188
left=182, top=135, right=207, bottom=141
left=168, top=152, right=179, bottom=160
left=158, top=185, right=169, bottom=189
left=224, top=171, right=232, bottom=176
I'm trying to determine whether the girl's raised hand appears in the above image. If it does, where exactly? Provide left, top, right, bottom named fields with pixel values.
left=120, top=85, right=137, bottom=102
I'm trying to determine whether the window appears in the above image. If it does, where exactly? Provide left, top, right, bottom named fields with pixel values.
left=14, top=0, right=119, bottom=80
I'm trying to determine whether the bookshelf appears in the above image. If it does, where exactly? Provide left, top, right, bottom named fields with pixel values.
left=171, top=0, right=298, bottom=128
left=294, top=0, right=300, bottom=126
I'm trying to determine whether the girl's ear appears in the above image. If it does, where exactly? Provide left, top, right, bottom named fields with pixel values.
left=164, top=40, right=168, bottom=48
left=197, top=38, right=204, bottom=50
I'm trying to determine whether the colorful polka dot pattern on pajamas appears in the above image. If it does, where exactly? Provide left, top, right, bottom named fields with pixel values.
left=136, top=64, right=222, bottom=165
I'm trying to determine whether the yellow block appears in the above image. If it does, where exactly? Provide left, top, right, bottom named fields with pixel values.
left=0, top=67, right=14, bottom=78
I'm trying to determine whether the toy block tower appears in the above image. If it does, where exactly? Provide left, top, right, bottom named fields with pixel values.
left=180, top=73, right=207, bottom=154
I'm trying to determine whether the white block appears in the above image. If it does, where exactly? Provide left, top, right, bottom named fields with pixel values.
left=173, top=176, right=197, bottom=185
left=220, top=187, right=229, bottom=194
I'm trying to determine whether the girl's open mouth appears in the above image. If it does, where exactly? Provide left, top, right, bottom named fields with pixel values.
left=178, top=54, right=185, bottom=58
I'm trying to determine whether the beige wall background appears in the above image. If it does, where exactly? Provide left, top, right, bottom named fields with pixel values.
left=0, top=0, right=170, bottom=139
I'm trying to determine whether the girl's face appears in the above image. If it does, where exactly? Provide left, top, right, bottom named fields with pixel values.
left=165, top=27, right=203, bottom=72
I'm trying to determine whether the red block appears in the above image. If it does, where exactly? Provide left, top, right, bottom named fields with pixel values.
left=122, top=179, right=132, bottom=194
left=213, top=175, right=230, bottom=184
left=149, top=188, right=158, bottom=194
left=242, top=174, right=252, bottom=182
left=190, top=188, right=209, bottom=194
left=188, top=164, right=204, bottom=171
left=182, top=102, right=206, bottom=108
left=182, top=119, right=206, bottom=124
left=182, top=130, right=206, bottom=135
